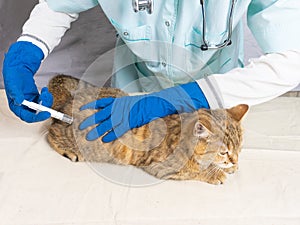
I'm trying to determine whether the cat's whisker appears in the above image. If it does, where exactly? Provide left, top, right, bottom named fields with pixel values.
left=204, top=164, right=218, bottom=180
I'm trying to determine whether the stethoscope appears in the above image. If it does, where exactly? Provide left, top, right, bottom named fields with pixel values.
left=132, top=0, right=237, bottom=51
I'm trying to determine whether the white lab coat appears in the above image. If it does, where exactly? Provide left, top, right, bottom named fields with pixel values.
left=18, top=0, right=300, bottom=108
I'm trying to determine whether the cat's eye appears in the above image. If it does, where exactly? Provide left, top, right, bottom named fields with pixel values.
left=219, top=151, right=228, bottom=156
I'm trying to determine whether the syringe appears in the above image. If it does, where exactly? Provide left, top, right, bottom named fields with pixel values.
left=22, top=100, right=73, bottom=124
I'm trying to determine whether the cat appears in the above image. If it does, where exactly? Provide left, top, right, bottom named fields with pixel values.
left=47, top=75, right=248, bottom=185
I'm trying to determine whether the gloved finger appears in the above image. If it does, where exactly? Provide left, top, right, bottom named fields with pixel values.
left=102, top=121, right=130, bottom=143
left=39, top=87, right=53, bottom=108
left=9, top=98, right=51, bottom=123
left=79, top=105, right=113, bottom=130
left=20, top=110, right=51, bottom=123
left=102, top=130, right=118, bottom=143
left=80, top=97, right=115, bottom=110
left=86, top=119, right=114, bottom=141
left=15, top=105, right=50, bottom=123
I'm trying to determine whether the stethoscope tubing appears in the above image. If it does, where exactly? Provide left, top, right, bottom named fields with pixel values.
left=132, top=0, right=237, bottom=51
left=200, top=0, right=236, bottom=50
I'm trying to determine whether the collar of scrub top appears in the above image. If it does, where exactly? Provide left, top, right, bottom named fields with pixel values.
left=132, top=0, right=237, bottom=51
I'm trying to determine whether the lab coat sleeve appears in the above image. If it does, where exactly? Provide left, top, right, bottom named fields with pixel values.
left=197, top=50, right=300, bottom=109
left=247, top=0, right=300, bottom=53
left=17, top=0, right=83, bottom=57
left=46, top=0, right=99, bottom=14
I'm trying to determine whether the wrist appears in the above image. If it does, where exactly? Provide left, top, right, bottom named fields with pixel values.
left=18, top=35, right=49, bottom=58
left=9, top=41, right=44, bottom=61
left=154, top=81, right=210, bottom=111
left=180, top=81, right=210, bottom=109
left=5, top=41, right=44, bottom=74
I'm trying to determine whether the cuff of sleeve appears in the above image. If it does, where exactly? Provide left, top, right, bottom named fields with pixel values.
left=18, top=35, right=50, bottom=58
left=196, top=76, right=225, bottom=109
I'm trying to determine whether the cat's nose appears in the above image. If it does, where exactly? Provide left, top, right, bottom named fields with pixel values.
left=229, top=154, right=238, bottom=164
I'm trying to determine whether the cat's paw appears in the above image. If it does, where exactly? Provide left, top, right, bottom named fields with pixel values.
left=223, top=164, right=238, bottom=174
left=62, top=151, right=84, bottom=162
left=205, top=169, right=227, bottom=185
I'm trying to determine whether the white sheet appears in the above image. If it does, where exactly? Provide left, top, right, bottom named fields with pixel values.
left=0, top=90, right=300, bottom=225
left=243, top=96, right=300, bottom=151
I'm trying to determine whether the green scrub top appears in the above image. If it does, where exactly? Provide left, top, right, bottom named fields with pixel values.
left=46, top=0, right=300, bottom=92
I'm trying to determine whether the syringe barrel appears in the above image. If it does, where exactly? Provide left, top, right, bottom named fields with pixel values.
left=62, top=114, right=73, bottom=124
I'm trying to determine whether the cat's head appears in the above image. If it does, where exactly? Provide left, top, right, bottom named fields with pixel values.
left=192, top=104, right=249, bottom=170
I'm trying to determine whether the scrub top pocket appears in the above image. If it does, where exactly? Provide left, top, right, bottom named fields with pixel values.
left=184, top=27, right=203, bottom=50
left=111, top=19, right=153, bottom=61
left=110, top=19, right=152, bottom=42
left=118, top=25, right=152, bottom=42
left=183, top=24, right=243, bottom=75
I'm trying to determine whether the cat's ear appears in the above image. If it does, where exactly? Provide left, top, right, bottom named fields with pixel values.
left=193, top=121, right=212, bottom=138
left=227, top=104, right=249, bottom=122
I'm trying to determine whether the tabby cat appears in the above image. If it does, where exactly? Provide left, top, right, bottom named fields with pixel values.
left=47, top=75, right=248, bottom=185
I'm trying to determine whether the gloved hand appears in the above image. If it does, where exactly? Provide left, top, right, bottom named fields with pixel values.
left=79, top=82, right=209, bottom=142
left=2, top=41, right=53, bottom=122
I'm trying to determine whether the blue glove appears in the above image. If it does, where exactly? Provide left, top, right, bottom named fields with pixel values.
left=79, top=82, right=209, bottom=142
left=2, top=41, right=53, bottom=122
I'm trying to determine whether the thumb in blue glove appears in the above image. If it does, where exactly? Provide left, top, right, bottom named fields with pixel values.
left=79, top=82, right=209, bottom=142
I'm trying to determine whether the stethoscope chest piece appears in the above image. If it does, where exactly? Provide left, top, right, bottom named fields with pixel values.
left=132, top=0, right=153, bottom=14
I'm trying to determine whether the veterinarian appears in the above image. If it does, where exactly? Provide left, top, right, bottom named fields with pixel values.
left=2, top=0, right=300, bottom=142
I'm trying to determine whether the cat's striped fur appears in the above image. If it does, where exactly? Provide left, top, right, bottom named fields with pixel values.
left=47, top=75, right=248, bottom=184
